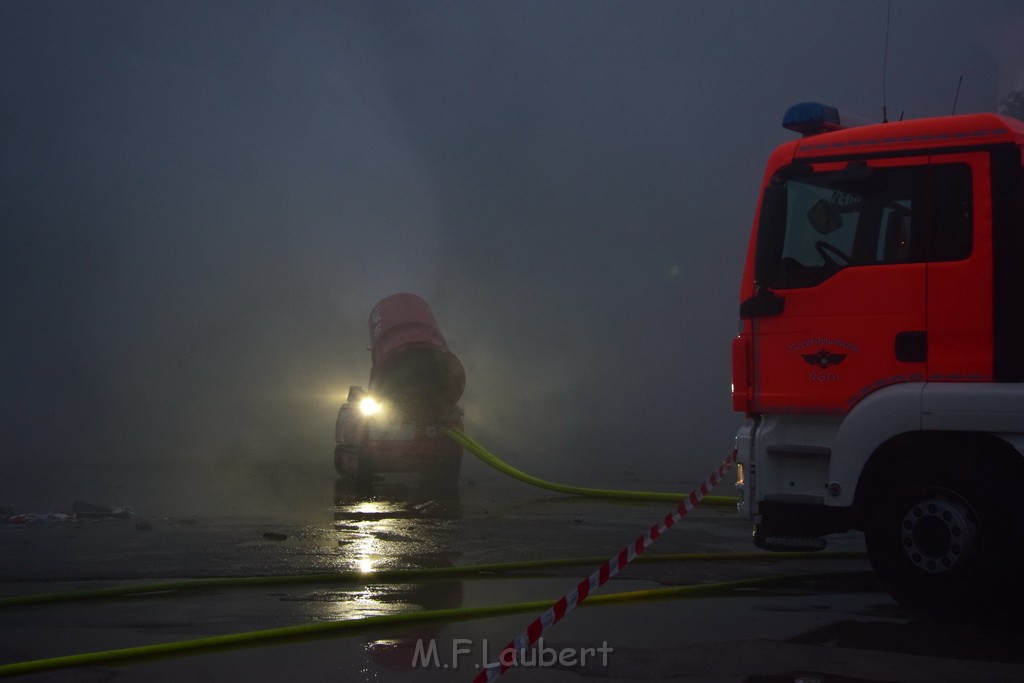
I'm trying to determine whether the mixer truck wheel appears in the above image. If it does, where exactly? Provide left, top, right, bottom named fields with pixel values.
left=863, top=450, right=1023, bottom=620
left=334, top=444, right=375, bottom=491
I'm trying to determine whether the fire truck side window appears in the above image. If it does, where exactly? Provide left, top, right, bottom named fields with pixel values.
left=928, top=164, right=972, bottom=261
left=769, top=163, right=971, bottom=289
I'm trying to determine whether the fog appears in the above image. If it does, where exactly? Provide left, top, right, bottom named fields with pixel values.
left=3, top=1, right=1023, bottom=504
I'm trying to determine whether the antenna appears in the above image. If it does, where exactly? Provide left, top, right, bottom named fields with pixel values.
left=882, top=0, right=892, bottom=123
left=952, top=74, right=963, bottom=115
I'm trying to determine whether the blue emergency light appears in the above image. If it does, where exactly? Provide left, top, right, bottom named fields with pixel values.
left=783, top=102, right=872, bottom=136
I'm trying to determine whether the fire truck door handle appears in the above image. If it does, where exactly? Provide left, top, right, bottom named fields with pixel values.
left=895, top=331, right=927, bottom=363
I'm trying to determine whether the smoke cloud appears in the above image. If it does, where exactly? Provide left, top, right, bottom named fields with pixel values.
left=2, top=1, right=1022, bottom=505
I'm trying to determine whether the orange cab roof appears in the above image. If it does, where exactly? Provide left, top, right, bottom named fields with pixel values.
left=790, top=112, right=1024, bottom=160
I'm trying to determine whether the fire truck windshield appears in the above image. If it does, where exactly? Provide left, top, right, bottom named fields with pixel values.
left=760, top=162, right=971, bottom=290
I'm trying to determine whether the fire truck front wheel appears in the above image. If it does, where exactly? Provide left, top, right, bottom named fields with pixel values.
left=334, top=444, right=375, bottom=489
left=864, top=449, right=1024, bottom=620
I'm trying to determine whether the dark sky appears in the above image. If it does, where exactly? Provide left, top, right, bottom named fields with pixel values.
left=3, top=1, right=1023, bottom=485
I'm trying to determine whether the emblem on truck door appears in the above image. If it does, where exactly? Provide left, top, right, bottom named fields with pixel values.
left=801, top=349, right=847, bottom=368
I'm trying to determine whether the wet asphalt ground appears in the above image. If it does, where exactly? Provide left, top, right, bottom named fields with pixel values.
left=2, top=458, right=1024, bottom=682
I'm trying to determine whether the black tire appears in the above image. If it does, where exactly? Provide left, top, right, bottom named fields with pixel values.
left=864, top=446, right=1024, bottom=621
left=334, top=443, right=375, bottom=491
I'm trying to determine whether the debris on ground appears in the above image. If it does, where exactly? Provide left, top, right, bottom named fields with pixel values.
left=1, top=501, right=136, bottom=524
left=71, top=501, right=135, bottom=519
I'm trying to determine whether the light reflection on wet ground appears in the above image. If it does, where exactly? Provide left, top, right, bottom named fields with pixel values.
left=2, top=465, right=1024, bottom=681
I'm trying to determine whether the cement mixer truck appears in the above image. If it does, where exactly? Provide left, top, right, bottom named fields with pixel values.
left=335, top=293, right=464, bottom=488
left=733, top=102, right=1024, bottom=616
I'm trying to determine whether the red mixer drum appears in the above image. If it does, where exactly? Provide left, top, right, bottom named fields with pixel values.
left=368, top=293, right=465, bottom=416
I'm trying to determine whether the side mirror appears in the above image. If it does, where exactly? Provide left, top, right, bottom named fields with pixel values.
left=740, top=288, right=784, bottom=318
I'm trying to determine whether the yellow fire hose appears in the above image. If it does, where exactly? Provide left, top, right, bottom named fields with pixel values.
left=0, top=571, right=869, bottom=677
left=444, top=427, right=739, bottom=506
left=0, top=550, right=865, bottom=609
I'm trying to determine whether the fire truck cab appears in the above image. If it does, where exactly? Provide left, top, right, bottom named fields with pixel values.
left=733, top=103, right=1024, bottom=614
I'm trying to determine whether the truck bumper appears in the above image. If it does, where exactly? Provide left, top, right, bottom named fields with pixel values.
left=736, top=415, right=853, bottom=548
left=334, top=431, right=463, bottom=484
left=734, top=419, right=755, bottom=520
left=362, top=436, right=463, bottom=473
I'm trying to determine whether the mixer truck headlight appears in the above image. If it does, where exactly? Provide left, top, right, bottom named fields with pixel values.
left=359, top=395, right=384, bottom=417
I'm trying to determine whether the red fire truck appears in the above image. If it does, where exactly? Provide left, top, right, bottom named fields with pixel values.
left=733, top=102, right=1024, bottom=615
left=335, top=293, right=464, bottom=489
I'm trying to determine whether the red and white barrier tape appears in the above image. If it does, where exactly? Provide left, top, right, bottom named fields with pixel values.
left=472, top=450, right=737, bottom=682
